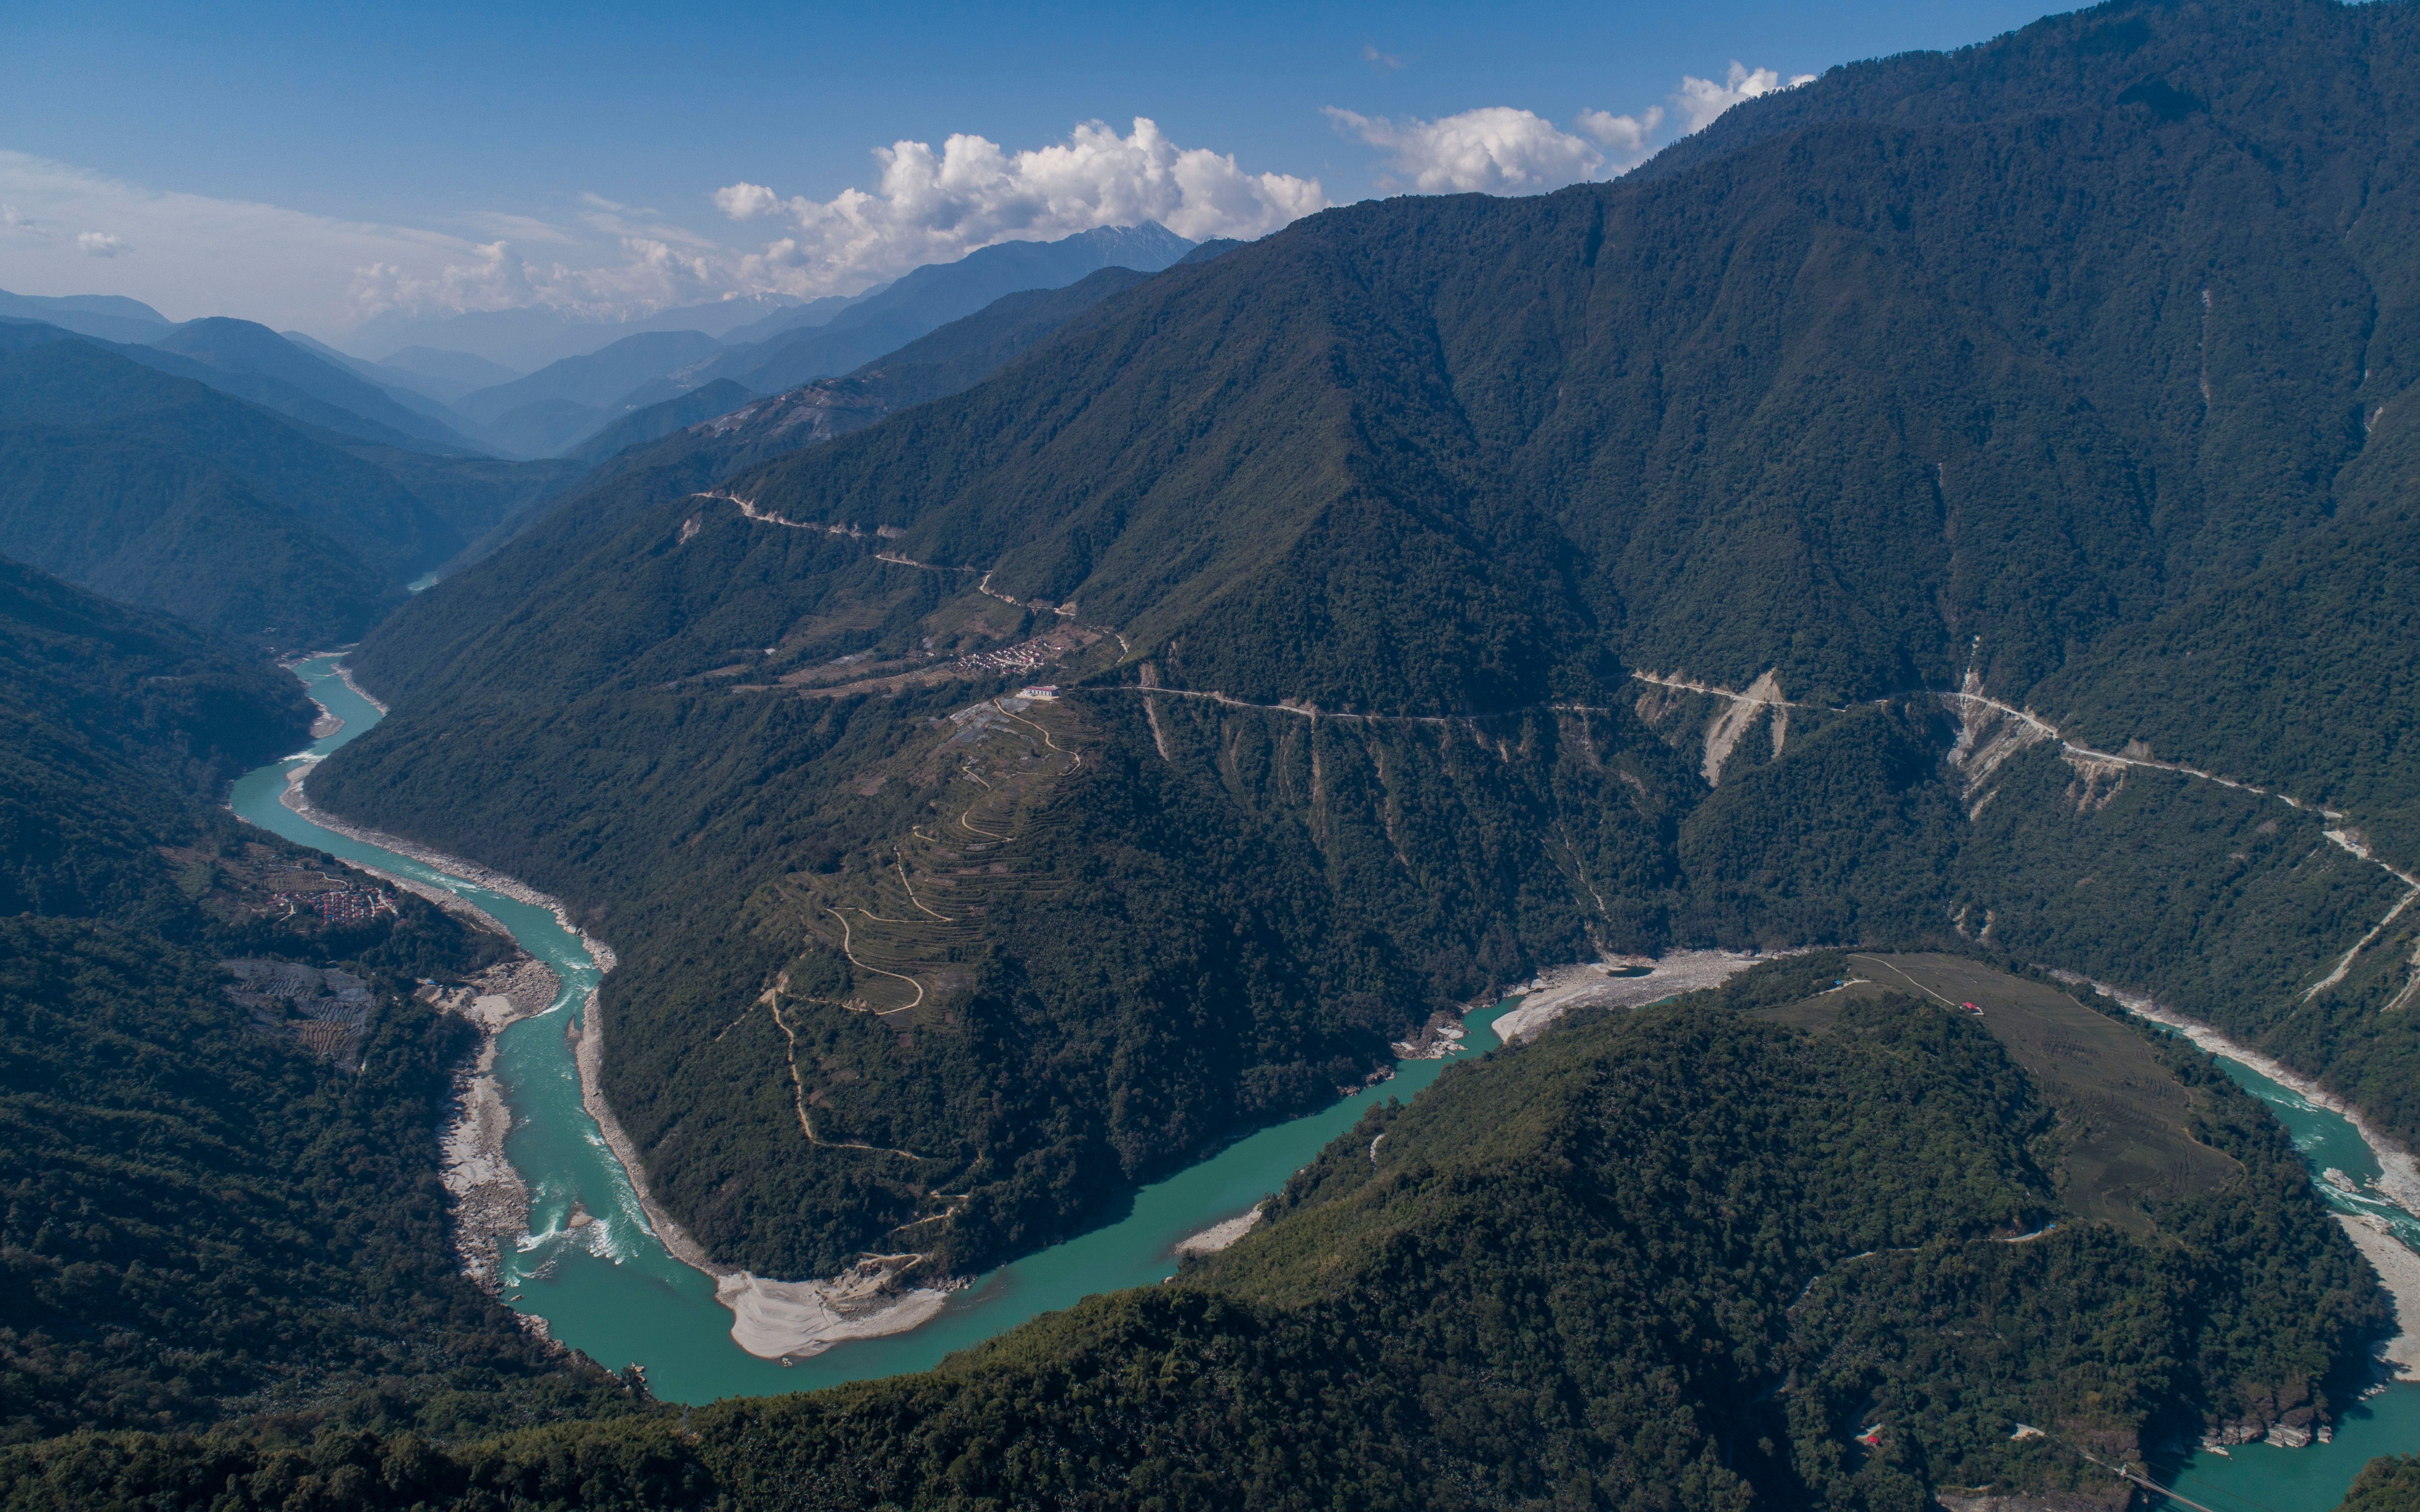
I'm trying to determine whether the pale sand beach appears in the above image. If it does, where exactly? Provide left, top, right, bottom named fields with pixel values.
left=1175, top=1207, right=1263, bottom=1256
left=2337, top=1214, right=2420, bottom=1379
left=332, top=661, right=388, bottom=714
left=279, top=764, right=621, bottom=969
left=1491, top=950, right=1776, bottom=1046
left=717, top=1262, right=951, bottom=1360
left=441, top=1048, right=525, bottom=1292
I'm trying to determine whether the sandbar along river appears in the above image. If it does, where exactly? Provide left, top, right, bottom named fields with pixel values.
left=235, top=655, right=2416, bottom=1506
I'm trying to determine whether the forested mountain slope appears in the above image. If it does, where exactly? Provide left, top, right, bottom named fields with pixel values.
left=0, top=557, right=623, bottom=1445
left=0, top=332, right=580, bottom=646
left=0, top=960, right=2385, bottom=1509
left=558, top=377, right=754, bottom=466
left=315, top=0, right=2420, bottom=1294
left=351, top=263, right=1161, bottom=703
left=149, top=317, right=486, bottom=455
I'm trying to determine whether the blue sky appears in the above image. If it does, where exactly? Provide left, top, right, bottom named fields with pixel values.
left=1, top=0, right=2049, bottom=336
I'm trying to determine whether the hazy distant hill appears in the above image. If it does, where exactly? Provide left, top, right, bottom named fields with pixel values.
left=0, top=287, right=171, bottom=344
left=0, top=326, right=581, bottom=644
left=558, top=375, right=755, bottom=465
left=450, top=328, right=729, bottom=456
left=344, top=290, right=818, bottom=372
left=373, top=344, right=524, bottom=401
left=684, top=222, right=1194, bottom=395
left=150, top=317, right=485, bottom=454
left=708, top=290, right=869, bottom=346
left=319, top=0, right=2420, bottom=1303
left=419, top=227, right=1199, bottom=461
left=275, top=327, right=500, bottom=433
left=0, top=314, right=498, bottom=459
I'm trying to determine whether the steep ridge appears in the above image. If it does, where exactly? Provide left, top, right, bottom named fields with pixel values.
left=558, top=377, right=754, bottom=466
left=453, top=330, right=728, bottom=427
left=347, top=263, right=1163, bottom=704
left=450, top=329, right=731, bottom=456
left=366, top=343, right=522, bottom=403
left=684, top=222, right=1194, bottom=395
left=315, top=0, right=2420, bottom=1304
left=0, top=555, right=316, bottom=887
left=348, top=290, right=828, bottom=374
left=0, top=287, right=171, bottom=344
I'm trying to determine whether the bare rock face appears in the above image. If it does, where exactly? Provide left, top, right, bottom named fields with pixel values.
left=1390, top=1010, right=1466, bottom=1060
left=2202, top=1378, right=2324, bottom=1450
left=2265, top=1419, right=2315, bottom=1450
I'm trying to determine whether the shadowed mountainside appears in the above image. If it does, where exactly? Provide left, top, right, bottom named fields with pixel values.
left=0, top=558, right=628, bottom=1444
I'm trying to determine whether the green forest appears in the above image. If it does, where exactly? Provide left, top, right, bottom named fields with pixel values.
left=0, top=960, right=2389, bottom=1508
left=8, top=0, right=2420, bottom=1506
left=0, top=557, right=629, bottom=1450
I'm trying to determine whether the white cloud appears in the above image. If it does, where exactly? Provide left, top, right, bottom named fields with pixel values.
left=1362, top=44, right=1402, bottom=70
left=713, top=182, right=780, bottom=220
left=457, top=209, right=582, bottom=246
left=0, top=73, right=1807, bottom=339
left=1576, top=107, right=1664, bottom=158
left=0, top=150, right=498, bottom=332
left=1325, top=59, right=1811, bottom=199
left=1325, top=106, right=1611, bottom=195
left=1674, top=62, right=1817, bottom=134
left=713, top=118, right=1324, bottom=297
left=0, top=115, right=1318, bottom=338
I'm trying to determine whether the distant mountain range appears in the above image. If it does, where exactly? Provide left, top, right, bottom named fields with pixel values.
left=0, top=223, right=1217, bottom=643
left=0, top=222, right=1204, bottom=466
left=0, top=288, right=179, bottom=344
left=0, top=321, right=582, bottom=645
left=447, top=329, right=731, bottom=456
left=340, top=290, right=826, bottom=372
left=669, top=221, right=1198, bottom=398
left=432, top=222, right=1196, bottom=458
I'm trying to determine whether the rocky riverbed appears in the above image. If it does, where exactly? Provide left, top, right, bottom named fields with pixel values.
left=430, top=955, right=562, bottom=1296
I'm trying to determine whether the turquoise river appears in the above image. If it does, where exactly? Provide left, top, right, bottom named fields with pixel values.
left=233, top=654, right=2416, bottom=1510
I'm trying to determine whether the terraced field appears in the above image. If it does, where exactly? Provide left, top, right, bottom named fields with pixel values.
left=1761, top=953, right=2239, bottom=1233
left=765, top=691, right=1090, bottom=1031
